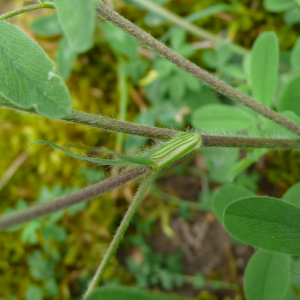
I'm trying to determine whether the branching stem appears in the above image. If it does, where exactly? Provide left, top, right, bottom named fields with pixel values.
left=2, top=2, right=300, bottom=138
left=0, top=166, right=150, bottom=231
left=0, top=2, right=55, bottom=20
left=83, top=170, right=157, bottom=298
left=95, top=2, right=300, bottom=137
left=2, top=97, right=300, bottom=149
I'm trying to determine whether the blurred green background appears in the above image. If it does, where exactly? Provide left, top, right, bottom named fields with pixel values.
left=1, top=0, right=300, bottom=299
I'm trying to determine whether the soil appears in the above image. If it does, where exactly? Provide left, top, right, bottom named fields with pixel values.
left=143, top=168, right=255, bottom=299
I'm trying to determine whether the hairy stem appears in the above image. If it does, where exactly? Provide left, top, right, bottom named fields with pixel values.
left=95, top=2, right=300, bottom=137
left=0, top=2, right=55, bottom=20
left=0, top=96, right=179, bottom=139
left=83, top=170, right=157, bottom=298
left=0, top=0, right=300, bottom=140
left=0, top=166, right=150, bottom=231
left=201, top=134, right=300, bottom=149
left=2, top=97, right=300, bottom=149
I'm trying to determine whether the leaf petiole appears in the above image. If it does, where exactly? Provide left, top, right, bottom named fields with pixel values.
left=83, top=169, right=158, bottom=298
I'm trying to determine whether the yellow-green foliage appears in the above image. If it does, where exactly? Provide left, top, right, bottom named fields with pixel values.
left=1, top=0, right=300, bottom=299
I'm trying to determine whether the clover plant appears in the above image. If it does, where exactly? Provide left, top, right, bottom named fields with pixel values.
left=2, top=1, right=300, bottom=299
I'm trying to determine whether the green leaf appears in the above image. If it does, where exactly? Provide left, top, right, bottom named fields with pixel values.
left=250, top=32, right=279, bottom=107
left=283, top=258, right=300, bottom=300
left=283, top=182, right=300, bottom=207
left=184, top=85, right=219, bottom=111
left=228, top=149, right=268, bottom=182
left=261, top=111, right=300, bottom=138
left=28, top=251, right=55, bottom=279
left=244, top=249, right=290, bottom=300
left=56, top=36, right=78, bottom=81
left=171, top=28, right=186, bottom=50
left=32, top=140, right=134, bottom=166
left=43, top=224, right=67, bottom=242
left=224, top=196, right=300, bottom=255
left=263, top=0, right=294, bottom=12
left=54, top=0, right=96, bottom=53
left=191, top=104, right=257, bottom=133
left=243, top=53, right=252, bottom=83
left=30, top=14, right=62, bottom=37
left=25, top=286, right=44, bottom=300
left=227, top=158, right=256, bottom=183
left=104, top=22, right=139, bottom=58
left=22, top=221, right=41, bottom=244
left=193, top=273, right=205, bottom=289
left=216, top=43, right=233, bottom=71
left=291, top=37, right=300, bottom=73
left=278, top=76, right=300, bottom=117
left=86, top=286, right=186, bottom=300
left=223, top=64, right=246, bottom=80
left=79, top=167, right=105, bottom=184
left=213, top=184, right=255, bottom=224
left=284, top=7, right=300, bottom=25
left=202, top=50, right=217, bottom=69
left=0, top=21, right=71, bottom=119
left=203, top=148, right=240, bottom=184
left=44, top=278, right=59, bottom=297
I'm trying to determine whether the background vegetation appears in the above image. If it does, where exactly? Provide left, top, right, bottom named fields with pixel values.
left=1, top=0, right=300, bottom=299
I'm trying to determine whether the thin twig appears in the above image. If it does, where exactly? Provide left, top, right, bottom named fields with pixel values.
left=0, top=152, right=28, bottom=191
left=0, top=166, right=150, bottom=231
left=0, top=2, right=55, bottom=20
left=95, top=2, right=300, bottom=137
left=116, top=55, right=128, bottom=152
left=0, top=96, right=180, bottom=139
left=2, top=97, right=300, bottom=149
left=2, top=3, right=300, bottom=141
left=201, top=134, right=300, bottom=149
left=83, top=169, right=157, bottom=298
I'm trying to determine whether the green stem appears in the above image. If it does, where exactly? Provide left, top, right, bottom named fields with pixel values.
left=83, top=169, right=157, bottom=299
left=127, top=0, right=247, bottom=55
left=95, top=2, right=300, bottom=137
left=1, top=3, right=300, bottom=143
left=0, top=2, right=55, bottom=20
left=0, top=166, right=150, bottom=230
left=160, top=4, right=232, bottom=43
left=116, top=55, right=128, bottom=151
left=2, top=97, right=300, bottom=149
left=1, top=2, right=299, bottom=140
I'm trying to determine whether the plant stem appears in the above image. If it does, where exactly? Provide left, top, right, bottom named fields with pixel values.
left=83, top=169, right=157, bottom=299
left=0, top=95, right=179, bottom=140
left=127, top=0, right=247, bottom=55
left=2, top=3, right=300, bottom=139
left=2, top=97, right=300, bottom=149
left=201, top=134, right=300, bottom=149
left=0, top=166, right=150, bottom=231
left=95, top=2, right=300, bottom=137
left=116, top=55, right=128, bottom=152
left=0, top=2, right=55, bottom=20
